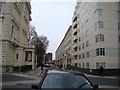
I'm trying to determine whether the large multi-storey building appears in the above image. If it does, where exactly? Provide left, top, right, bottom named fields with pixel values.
left=55, top=26, right=72, bottom=68
left=56, top=2, right=120, bottom=75
left=0, top=2, right=35, bottom=72
left=72, top=2, right=119, bottom=70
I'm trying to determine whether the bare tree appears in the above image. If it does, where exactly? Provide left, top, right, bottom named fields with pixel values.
left=29, top=25, right=49, bottom=68
left=33, top=35, right=49, bottom=66
left=28, top=24, right=38, bottom=44
left=31, top=35, right=49, bottom=67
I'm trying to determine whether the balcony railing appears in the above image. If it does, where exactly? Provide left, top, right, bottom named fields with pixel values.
left=73, top=31, right=77, bottom=36
left=73, top=16, right=77, bottom=22
left=73, top=23, right=77, bottom=29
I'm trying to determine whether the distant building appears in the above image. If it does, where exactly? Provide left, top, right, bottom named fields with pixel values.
left=0, top=2, right=35, bottom=72
left=55, top=26, right=72, bottom=68
left=45, top=53, right=52, bottom=64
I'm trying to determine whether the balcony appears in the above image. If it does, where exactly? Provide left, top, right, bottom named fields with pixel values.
left=73, top=31, right=77, bottom=36
left=73, top=35, right=78, bottom=41
left=73, top=38, right=78, bottom=44
left=74, top=47, right=78, bottom=52
left=73, top=23, right=77, bottom=29
left=73, top=16, right=77, bottom=22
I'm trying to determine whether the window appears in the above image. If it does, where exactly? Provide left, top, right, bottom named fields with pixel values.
left=74, top=63, right=78, bottom=67
left=79, top=63, right=81, bottom=68
left=95, top=34, right=104, bottom=42
left=82, top=43, right=85, bottom=49
left=74, top=55, right=78, bottom=60
left=94, top=9, right=102, bottom=16
left=96, top=63, right=99, bottom=69
left=74, top=39, right=78, bottom=44
left=74, top=47, right=78, bottom=52
left=115, top=2, right=120, bottom=7
left=85, top=30, right=89, bottom=37
left=82, top=63, right=85, bottom=68
left=79, top=37, right=81, bottom=42
left=86, top=52, right=89, bottom=58
left=82, top=53, right=85, bottom=58
left=96, top=62, right=105, bottom=69
left=73, top=31, right=77, bottom=36
left=86, top=63, right=89, bottom=68
left=116, top=11, right=120, bottom=18
left=96, top=48, right=105, bottom=56
left=95, top=21, right=104, bottom=30
left=82, top=34, right=85, bottom=40
left=118, top=23, right=120, bottom=30
left=79, top=54, right=81, bottom=59
left=86, top=41, right=89, bottom=47
left=79, top=45, right=81, bottom=50
left=16, top=54, right=18, bottom=60
left=0, top=2, right=3, bottom=12
left=119, top=35, right=120, bottom=42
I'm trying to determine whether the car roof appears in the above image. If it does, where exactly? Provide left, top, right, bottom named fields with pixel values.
left=47, top=69, right=84, bottom=76
left=47, top=69, right=70, bottom=74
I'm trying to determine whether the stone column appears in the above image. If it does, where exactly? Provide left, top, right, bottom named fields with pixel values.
left=32, top=51, right=34, bottom=69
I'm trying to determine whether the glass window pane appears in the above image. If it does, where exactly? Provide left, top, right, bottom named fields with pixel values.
left=0, top=2, right=3, bottom=12
left=41, top=74, right=93, bottom=88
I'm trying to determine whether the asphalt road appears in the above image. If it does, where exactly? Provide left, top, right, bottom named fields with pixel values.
left=0, top=67, right=120, bottom=89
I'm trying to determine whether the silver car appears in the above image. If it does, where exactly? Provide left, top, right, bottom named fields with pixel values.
left=32, top=69, right=99, bottom=89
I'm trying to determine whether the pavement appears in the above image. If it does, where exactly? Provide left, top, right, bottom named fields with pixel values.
left=64, top=69, right=119, bottom=79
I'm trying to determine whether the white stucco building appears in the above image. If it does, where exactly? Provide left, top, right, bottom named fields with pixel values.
left=72, top=2, right=119, bottom=70
left=55, top=26, right=72, bottom=68
left=0, top=2, right=35, bottom=72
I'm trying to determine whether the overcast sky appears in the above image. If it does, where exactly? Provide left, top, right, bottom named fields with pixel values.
left=30, top=1, right=76, bottom=59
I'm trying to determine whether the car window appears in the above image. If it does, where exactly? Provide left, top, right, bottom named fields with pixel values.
left=41, top=74, right=93, bottom=88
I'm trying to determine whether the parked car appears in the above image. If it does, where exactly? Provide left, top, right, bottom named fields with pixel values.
left=42, top=64, right=50, bottom=67
left=32, top=69, right=99, bottom=89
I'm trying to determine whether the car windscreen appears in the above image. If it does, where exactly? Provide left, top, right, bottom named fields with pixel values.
left=41, top=74, right=93, bottom=88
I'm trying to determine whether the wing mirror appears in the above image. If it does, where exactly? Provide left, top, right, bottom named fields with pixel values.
left=31, top=84, right=39, bottom=89
left=93, top=84, right=99, bottom=89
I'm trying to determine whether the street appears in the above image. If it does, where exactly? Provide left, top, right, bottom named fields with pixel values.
left=0, top=67, right=120, bottom=89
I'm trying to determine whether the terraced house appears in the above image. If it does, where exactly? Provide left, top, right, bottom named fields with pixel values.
left=56, top=2, right=120, bottom=75
left=0, top=2, right=35, bottom=72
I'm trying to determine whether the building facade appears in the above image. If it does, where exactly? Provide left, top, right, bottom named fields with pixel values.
left=0, top=2, right=35, bottom=72
left=45, top=53, right=53, bottom=64
left=55, top=26, right=72, bottom=68
left=55, top=2, right=120, bottom=75
left=72, top=2, right=119, bottom=70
